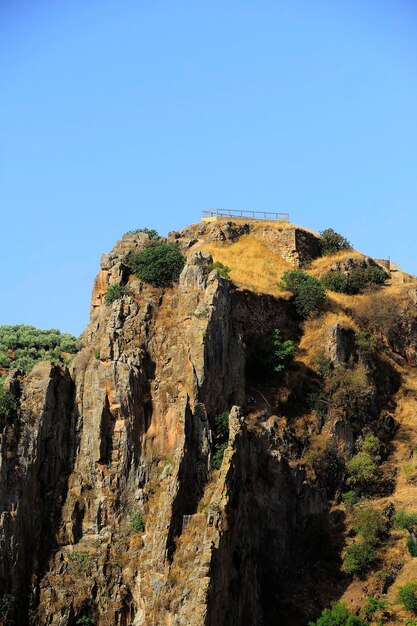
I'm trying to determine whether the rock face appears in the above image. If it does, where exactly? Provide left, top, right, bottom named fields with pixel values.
left=0, top=363, right=75, bottom=624
left=1, top=225, right=415, bottom=626
left=325, top=323, right=356, bottom=366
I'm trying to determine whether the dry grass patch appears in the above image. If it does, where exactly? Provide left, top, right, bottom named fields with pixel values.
left=297, top=311, right=359, bottom=368
left=201, top=235, right=293, bottom=296
left=308, top=249, right=366, bottom=278
left=201, top=216, right=318, bottom=234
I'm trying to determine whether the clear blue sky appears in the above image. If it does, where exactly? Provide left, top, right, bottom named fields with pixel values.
left=1, top=1, right=416, bottom=336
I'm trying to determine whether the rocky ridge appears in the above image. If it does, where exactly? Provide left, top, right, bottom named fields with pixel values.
left=1, top=220, right=417, bottom=626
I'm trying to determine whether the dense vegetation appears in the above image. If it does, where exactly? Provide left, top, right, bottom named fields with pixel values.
left=280, top=269, right=326, bottom=318
left=321, top=266, right=387, bottom=295
left=397, top=582, right=417, bottom=613
left=0, top=325, right=78, bottom=372
left=319, top=228, right=352, bottom=255
left=104, top=284, right=127, bottom=305
left=0, top=386, right=18, bottom=426
left=308, top=601, right=366, bottom=626
left=129, top=242, right=185, bottom=287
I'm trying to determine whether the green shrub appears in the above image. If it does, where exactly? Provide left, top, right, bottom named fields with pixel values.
left=358, top=434, right=381, bottom=460
left=355, top=332, right=377, bottom=359
left=208, top=261, right=231, bottom=278
left=319, top=228, right=352, bottom=256
left=246, top=329, right=295, bottom=381
left=342, top=491, right=358, bottom=507
left=397, top=582, right=417, bottom=613
left=280, top=270, right=326, bottom=318
left=347, top=452, right=379, bottom=488
left=393, top=510, right=417, bottom=533
left=407, top=537, right=417, bottom=557
left=130, top=510, right=145, bottom=532
left=346, top=269, right=369, bottom=294
left=104, top=284, right=127, bottom=305
left=347, top=435, right=380, bottom=489
left=352, top=505, right=387, bottom=545
left=125, top=227, right=159, bottom=239
left=130, top=242, right=185, bottom=287
left=212, top=442, right=227, bottom=469
left=343, top=543, right=376, bottom=576
left=365, top=266, right=387, bottom=286
left=322, top=266, right=387, bottom=296
left=0, top=387, right=18, bottom=422
left=213, top=412, right=229, bottom=438
left=362, top=595, right=389, bottom=618
left=308, top=601, right=366, bottom=626
left=321, top=271, right=349, bottom=293
left=76, top=617, right=95, bottom=626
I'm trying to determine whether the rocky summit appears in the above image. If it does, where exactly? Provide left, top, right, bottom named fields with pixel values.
left=2, top=218, right=417, bottom=626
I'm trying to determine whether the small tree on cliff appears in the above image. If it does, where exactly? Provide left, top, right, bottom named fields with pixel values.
left=130, top=242, right=185, bottom=287
left=319, top=228, right=352, bottom=255
left=280, top=270, right=326, bottom=318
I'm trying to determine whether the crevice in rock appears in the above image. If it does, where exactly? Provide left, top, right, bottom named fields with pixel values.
left=98, top=395, right=116, bottom=466
left=165, top=400, right=209, bottom=562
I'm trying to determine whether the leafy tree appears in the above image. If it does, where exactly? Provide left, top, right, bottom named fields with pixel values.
left=347, top=452, right=379, bottom=488
left=280, top=270, right=326, bottom=318
left=343, top=543, right=376, bottom=577
left=104, top=284, right=127, bottom=305
left=347, top=435, right=380, bottom=489
left=208, top=261, right=231, bottom=278
left=130, top=242, right=185, bottom=287
left=358, top=434, right=381, bottom=460
left=308, top=601, right=366, bottom=626
left=319, top=228, right=352, bottom=256
left=397, top=582, right=417, bottom=613
left=352, top=505, right=387, bottom=545
left=270, top=330, right=295, bottom=372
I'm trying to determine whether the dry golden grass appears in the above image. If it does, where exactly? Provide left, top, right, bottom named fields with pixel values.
left=297, top=311, right=359, bottom=368
left=308, top=250, right=366, bottom=278
left=200, top=234, right=293, bottom=296
left=201, top=216, right=319, bottom=235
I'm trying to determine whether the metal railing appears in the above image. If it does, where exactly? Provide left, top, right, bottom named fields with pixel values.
left=202, top=209, right=290, bottom=221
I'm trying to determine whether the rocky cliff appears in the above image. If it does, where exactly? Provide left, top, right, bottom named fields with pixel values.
left=1, top=219, right=417, bottom=626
